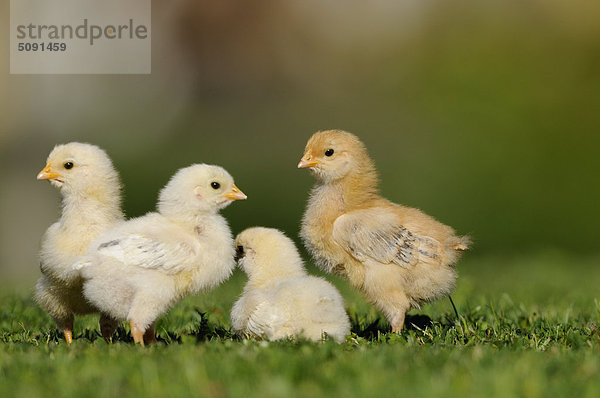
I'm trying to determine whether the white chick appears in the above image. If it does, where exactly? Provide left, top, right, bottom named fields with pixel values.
left=78, top=164, right=246, bottom=346
left=35, top=142, right=124, bottom=344
left=231, top=227, right=350, bottom=342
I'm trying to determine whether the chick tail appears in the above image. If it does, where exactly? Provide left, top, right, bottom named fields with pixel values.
left=453, top=235, right=472, bottom=251
left=443, top=235, right=471, bottom=267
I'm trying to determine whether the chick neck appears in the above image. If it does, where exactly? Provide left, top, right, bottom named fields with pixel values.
left=161, top=206, right=222, bottom=233
left=59, top=182, right=122, bottom=229
left=247, top=268, right=305, bottom=290
left=246, top=256, right=306, bottom=289
left=314, top=157, right=380, bottom=214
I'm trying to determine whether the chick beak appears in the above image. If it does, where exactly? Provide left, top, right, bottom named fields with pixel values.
left=297, top=155, right=319, bottom=169
left=223, top=185, right=247, bottom=201
left=235, top=245, right=244, bottom=262
left=37, top=163, right=63, bottom=181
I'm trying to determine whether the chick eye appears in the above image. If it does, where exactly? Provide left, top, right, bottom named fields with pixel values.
left=64, top=162, right=74, bottom=169
left=210, top=182, right=221, bottom=189
left=325, top=149, right=334, bottom=157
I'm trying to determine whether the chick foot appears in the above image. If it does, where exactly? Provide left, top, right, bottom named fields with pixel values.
left=58, top=317, right=74, bottom=344
left=129, top=320, right=145, bottom=347
left=62, top=328, right=73, bottom=344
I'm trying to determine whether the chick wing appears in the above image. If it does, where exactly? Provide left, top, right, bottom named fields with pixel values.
left=246, top=301, right=287, bottom=338
left=79, top=215, right=201, bottom=275
left=96, top=234, right=198, bottom=274
left=332, top=208, right=441, bottom=269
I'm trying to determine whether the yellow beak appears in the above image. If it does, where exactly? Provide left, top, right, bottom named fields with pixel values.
left=223, top=184, right=247, bottom=200
left=37, top=163, right=63, bottom=180
left=297, top=156, right=319, bottom=169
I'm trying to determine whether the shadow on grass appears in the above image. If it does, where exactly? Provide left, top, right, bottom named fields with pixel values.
left=35, top=307, right=462, bottom=345
left=349, top=313, right=440, bottom=339
left=189, top=309, right=235, bottom=342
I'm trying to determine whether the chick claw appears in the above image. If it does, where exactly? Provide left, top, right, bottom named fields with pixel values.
left=130, top=320, right=145, bottom=347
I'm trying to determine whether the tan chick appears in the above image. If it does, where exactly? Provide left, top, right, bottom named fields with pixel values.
left=231, top=227, right=350, bottom=342
left=298, top=130, right=470, bottom=332
left=77, top=164, right=246, bottom=346
left=35, top=142, right=124, bottom=344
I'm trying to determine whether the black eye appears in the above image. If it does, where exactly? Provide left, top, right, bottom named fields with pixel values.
left=211, top=182, right=220, bottom=189
left=325, top=149, right=334, bottom=157
left=64, top=162, right=74, bottom=169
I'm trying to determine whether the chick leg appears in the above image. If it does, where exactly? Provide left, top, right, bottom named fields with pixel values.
left=129, top=320, right=145, bottom=347
left=362, top=268, right=411, bottom=333
left=55, top=316, right=74, bottom=344
left=99, top=314, right=119, bottom=342
left=376, top=292, right=410, bottom=334
left=35, top=276, right=74, bottom=344
left=143, top=322, right=158, bottom=345
left=128, top=294, right=168, bottom=347
left=390, top=312, right=407, bottom=334
left=62, top=323, right=74, bottom=344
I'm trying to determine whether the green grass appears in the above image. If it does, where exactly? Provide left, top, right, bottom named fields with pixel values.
left=1, top=252, right=599, bottom=398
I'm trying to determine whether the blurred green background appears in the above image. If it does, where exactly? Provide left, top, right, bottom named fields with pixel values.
left=1, top=0, right=599, bottom=283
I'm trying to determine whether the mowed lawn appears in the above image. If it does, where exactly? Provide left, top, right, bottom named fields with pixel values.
left=1, top=252, right=599, bottom=398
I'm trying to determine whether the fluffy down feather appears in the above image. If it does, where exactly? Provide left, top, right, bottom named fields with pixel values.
left=79, top=164, right=246, bottom=345
left=35, top=142, right=124, bottom=343
left=231, top=227, right=350, bottom=342
left=298, top=130, right=470, bottom=332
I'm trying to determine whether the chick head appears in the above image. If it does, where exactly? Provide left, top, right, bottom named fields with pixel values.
left=235, top=227, right=304, bottom=282
left=158, top=164, right=246, bottom=218
left=37, top=142, right=120, bottom=195
left=298, top=130, right=372, bottom=181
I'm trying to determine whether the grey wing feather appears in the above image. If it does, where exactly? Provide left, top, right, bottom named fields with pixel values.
left=95, top=234, right=195, bottom=274
left=333, top=209, right=440, bottom=268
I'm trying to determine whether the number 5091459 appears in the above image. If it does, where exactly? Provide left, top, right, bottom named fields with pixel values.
left=17, top=42, right=67, bottom=51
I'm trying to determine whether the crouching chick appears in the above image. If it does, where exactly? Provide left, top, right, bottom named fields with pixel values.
left=231, top=227, right=350, bottom=342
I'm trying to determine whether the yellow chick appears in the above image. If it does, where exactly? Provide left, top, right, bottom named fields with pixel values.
left=77, top=164, right=246, bottom=346
left=298, top=130, right=470, bottom=332
left=231, top=227, right=350, bottom=342
left=35, top=142, right=124, bottom=344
